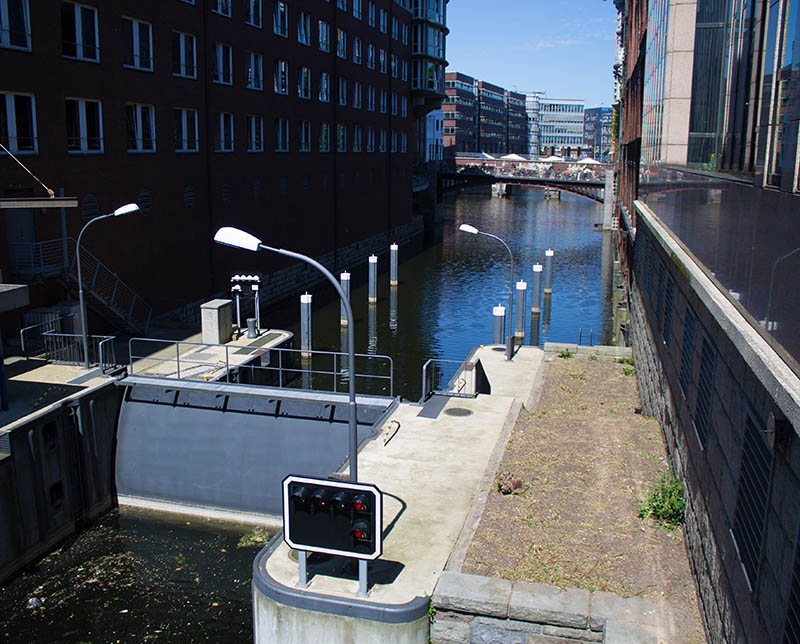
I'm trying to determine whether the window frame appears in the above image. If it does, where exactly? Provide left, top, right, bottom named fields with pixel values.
left=215, top=111, right=234, bottom=152
left=273, top=1, right=288, bottom=37
left=274, top=58, right=288, bottom=94
left=353, top=125, right=361, bottom=152
left=367, top=1, right=375, bottom=27
left=336, top=27, right=346, bottom=58
left=367, top=44, right=375, bottom=69
left=213, top=42, right=233, bottom=85
left=298, top=66, right=311, bottom=99
left=319, top=121, right=330, bottom=152
left=338, top=77, right=347, bottom=106
left=62, top=2, right=99, bottom=63
left=299, top=119, right=311, bottom=152
left=0, top=0, right=31, bottom=51
left=245, top=0, right=262, bottom=28
left=0, top=91, right=37, bottom=154
left=172, top=31, right=197, bottom=79
left=211, top=0, right=231, bottom=17
left=246, top=50, right=263, bottom=90
left=318, top=20, right=330, bottom=52
left=122, top=16, right=153, bottom=71
left=65, top=97, right=102, bottom=154
left=319, top=71, right=330, bottom=102
left=352, top=0, right=362, bottom=20
left=297, top=11, right=311, bottom=45
left=174, top=106, right=198, bottom=153
left=248, top=114, right=264, bottom=152
left=352, top=36, right=361, bottom=63
left=352, top=80, right=362, bottom=108
left=125, top=102, right=156, bottom=153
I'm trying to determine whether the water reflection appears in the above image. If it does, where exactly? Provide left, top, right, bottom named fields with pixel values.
left=268, top=189, right=610, bottom=401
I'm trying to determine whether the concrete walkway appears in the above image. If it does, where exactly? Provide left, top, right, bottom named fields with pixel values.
left=264, top=345, right=544, bottom=606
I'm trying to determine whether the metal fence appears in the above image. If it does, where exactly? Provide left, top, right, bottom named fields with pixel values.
left=42, top=332, right=117, bottom=372
left=20, top=314, right=74, bottom=358
left=421, top=358, right=476, bottom=401
left=128, top=338, right=394, bottom=397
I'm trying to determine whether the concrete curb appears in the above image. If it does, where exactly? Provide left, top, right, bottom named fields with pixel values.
left=544, top=342, right=633, bottom=358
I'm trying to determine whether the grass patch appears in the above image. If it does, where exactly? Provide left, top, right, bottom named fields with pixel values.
left=558, top=348, right=573, bottom=359
left=237, top=526, right=274, bottom=548
left=639, top=471, right=685, bottom=529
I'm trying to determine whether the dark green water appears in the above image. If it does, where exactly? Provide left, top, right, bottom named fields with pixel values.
left=0, top=509, right=275, bottom=644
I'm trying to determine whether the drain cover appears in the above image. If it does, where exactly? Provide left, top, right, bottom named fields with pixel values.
left=445, top=407, right=473, bottom=417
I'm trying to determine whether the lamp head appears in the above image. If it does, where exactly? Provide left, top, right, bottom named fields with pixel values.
left=113, top=203, right=140, bottom=216
left=214, top=226, right=263, bottom=251
left=459, top=224, right=479, bottom=235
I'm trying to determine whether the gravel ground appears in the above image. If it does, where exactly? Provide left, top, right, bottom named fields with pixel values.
left=461, top=352, right=706, bottom=643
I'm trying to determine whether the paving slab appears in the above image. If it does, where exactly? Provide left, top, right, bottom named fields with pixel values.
left=508, top=581, right=590, bottom=628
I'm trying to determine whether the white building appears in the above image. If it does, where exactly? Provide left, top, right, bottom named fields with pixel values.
left=424, top=109, right=444, bottom=163
left=538, top=97, right=585, bottom=158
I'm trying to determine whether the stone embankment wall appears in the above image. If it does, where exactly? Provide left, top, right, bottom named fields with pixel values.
left=0, top=382, right=122, bottom=585
left=627, top=201, right=800, bottom=643
left=161, top=216, right=424, bottom=325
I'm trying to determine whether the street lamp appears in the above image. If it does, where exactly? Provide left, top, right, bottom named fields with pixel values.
left=764, top=247, right=800, bottom=333
left=214, top=226, right=361, bottom=482
left=77, top=202, right=140, bottom=369
left=458, top=223, right=515, bottom=360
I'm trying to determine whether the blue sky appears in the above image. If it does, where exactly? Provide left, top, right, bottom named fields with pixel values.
left=444, top=0, right=618, bottom=107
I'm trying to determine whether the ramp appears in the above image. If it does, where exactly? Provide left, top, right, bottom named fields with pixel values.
left=115, top=376, right=396, bottom=517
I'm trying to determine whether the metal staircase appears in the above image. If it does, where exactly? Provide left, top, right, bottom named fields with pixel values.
left=8, top=237, right=152, bottom=334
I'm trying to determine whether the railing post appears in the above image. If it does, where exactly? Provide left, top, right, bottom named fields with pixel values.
left=225, top=345, right=230, bottom=383
left=110, top=278, right=119, bottom=307
left=90, top=263, right=100, bottom=289
left=176, top=343, right=181, bottom=379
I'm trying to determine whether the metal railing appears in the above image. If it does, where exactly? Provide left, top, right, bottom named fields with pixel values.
left=421, top=358, right=476, bottom=401
left=20, top=314, right=74, bottom=359
left=128, top=338, right=394, bottom=397
left=42, top=331, right=117, bottom=372
left=8, top=237, right=152, bottom=332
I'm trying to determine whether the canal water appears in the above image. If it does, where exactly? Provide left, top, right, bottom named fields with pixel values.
left=1, top=188, right=612, bottom=643
left=268, top=186, right=614, bottom=401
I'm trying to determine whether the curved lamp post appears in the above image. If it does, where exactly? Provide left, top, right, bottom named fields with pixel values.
left=214, top=226, right=360, bottom=482
left=765, top=247, right=800, bottom=333
left=77, top=202, right=140, bottom=369
left=459, top=223, right=515, bottom=360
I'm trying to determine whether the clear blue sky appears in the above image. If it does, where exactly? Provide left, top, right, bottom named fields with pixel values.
left=444, top=0, right=618, bottom=108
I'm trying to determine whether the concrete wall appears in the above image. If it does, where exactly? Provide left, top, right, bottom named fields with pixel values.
left=628, top=200, right=800, bottom=643
left=0, top=382, right=122, bottom=585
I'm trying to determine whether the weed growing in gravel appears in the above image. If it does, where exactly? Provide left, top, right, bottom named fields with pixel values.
left=616, top=357, right=635, bottom=366
left=558, top=348, right=573, bottom=359
left=639, top=471, right=685, bottom=528
left=622, top=367, right=635, bottom=376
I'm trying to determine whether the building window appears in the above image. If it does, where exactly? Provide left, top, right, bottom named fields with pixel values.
left=353, top=81, right=362, bottom=108
left=379, top=8, right=386, bottom=33
left=379, top=90, right=386, bottom=113
left=353, top=36, right=361, bottom=63
left=367, top=44, right=375, bottom=69
left=391, top=130, right=397, bottom=152
left=318, top=20, right=329, bottom=51
left=125, top=103, right=155, bottom=152
left=336, top=28, right=346, bottom=58
left=274, top=118, right=289, bottom=151
left=319, top=122, right=330, bottom=152
left=245, top=0, right=261, bottom=27
left=391, top=92, right=397, bottom=115
left=212, top=0, right=231, bottom=16
left=366, top=127, right=374, bottom=152
left=122, top=17, right=152, bottom=71
left=390, top=54, right=397, bottom=78
left=367, top=85, right=375, bottom=111
left=401, top=96, right=407, bottom=117
left=337, top=0, right=346, bottom=10
left=65, top=97, right=101, bottom=153
left=353, top=125, right=361, bottom=151
left=172, top=31, right=196, bottom=78
left=391, top=16, right=398, bottom=39
left=402, top=59, right=407, bottom=81
left=338, top=77, right=347, bottom=106
left=1, top=0, right=31, bottom=50
left=319, top=72, right=330, bottom=102
left=379, top=129, right=386, bottom=152
left=61, top=2, right=98, bottom=62
left=273, top=1, right=288, bottom=36
left=352, top=0, right=361, bottom=20
left=401, top=131, right=406, bottom=153
left=213, top=42, right=232, bottom=84
left=379, top=48, right=386, bottom=73
left=174, top=107, right=198, bottom=152
left=401, top=23, right=408, bottom=45
left=367, top=1, right=375, bottom=27
left=297, top=11, right=310, bottom=45
left=248, top=114, right=263, bottom=151
left=336, top=124, right=346, bottom=152
left=299, top=119, right=311, bottom=151
left=215, top=111, right=233, bottom=151
left=298, top=66, right=311, bottom=98
left=0, top=92, right=36, bottom=153
left=274, top=58, right=288, bottom=93
left=246, top=51, right=262, bottom=90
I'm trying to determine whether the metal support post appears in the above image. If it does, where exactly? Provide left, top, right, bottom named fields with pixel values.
left=389, top=243, right=399, bottom=286
left=357, top=559, right=368, bottom=596
left=340, top=272, right=350, bottom=326
left=298, top=551, right=310, bottom=588
left=492, top=305, right=506, bottom=345
left=544, top=249, right=554, bottom=294
left=368, top=255, right=378, bottom=303
left=300, top=293, right=312, bottom=357
left=514, top=281, right=527, bottom=341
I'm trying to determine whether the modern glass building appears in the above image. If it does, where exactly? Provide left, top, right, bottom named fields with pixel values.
left=538, top=97, right=585, bottom=157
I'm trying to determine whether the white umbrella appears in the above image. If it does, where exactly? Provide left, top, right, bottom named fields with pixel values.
left=501, top=153, right=526, bottom=161
left=541, top=155, right=564, bottom=162
left=577, top=157, right=601, bottom=165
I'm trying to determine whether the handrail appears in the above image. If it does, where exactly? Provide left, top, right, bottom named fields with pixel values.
left=41, top=331, right=116, bottom=371
left=8, top=237, right=152, bottom=332
left=127, top=338, right=394, bottom=397
left=421, top=358, right=476, bottom=401
left=20, top=313, right=73, bottom=358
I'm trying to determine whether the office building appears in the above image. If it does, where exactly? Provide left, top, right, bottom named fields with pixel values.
left=538, top=97, right=584, bottom=158
left=0, top=0, right=445, bottom=320
left=583, top=107, right=613, bottom=161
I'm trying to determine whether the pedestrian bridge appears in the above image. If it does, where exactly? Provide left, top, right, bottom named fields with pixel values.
left=437, top=171, right=606, bottom=203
